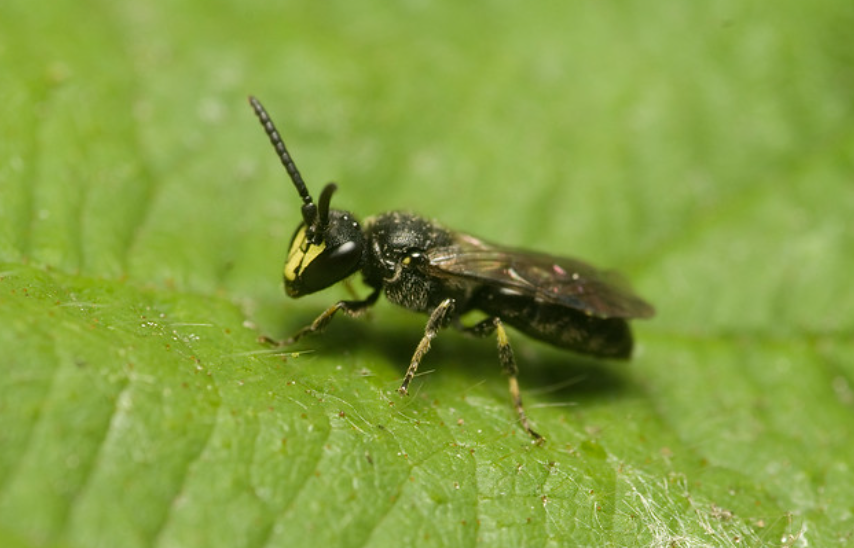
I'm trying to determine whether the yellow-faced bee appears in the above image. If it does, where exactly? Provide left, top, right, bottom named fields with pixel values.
left=249, top=96, right=654, bottom=440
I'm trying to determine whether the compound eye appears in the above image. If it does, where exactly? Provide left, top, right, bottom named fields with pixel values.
left=300, top=240, right=362, bottom=291
left=285, top=239, right=364, bottom=297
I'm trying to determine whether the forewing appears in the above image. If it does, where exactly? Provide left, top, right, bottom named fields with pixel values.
left=426, top=234, right=654, bottom=319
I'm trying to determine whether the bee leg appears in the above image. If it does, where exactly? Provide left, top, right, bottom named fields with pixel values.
left=460, top=317, right=543, bottom=442
left=399, top=298, right=455, bottom=395
left=274, top=288, right=381, bottom=346
left=342, top=278, right=363, bottom=302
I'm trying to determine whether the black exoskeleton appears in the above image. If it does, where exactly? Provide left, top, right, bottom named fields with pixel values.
left=249, top=96, right=654, bottom=441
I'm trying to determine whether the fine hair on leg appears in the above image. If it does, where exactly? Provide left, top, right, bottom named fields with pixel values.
left=399, top=298, right=455, bottom=394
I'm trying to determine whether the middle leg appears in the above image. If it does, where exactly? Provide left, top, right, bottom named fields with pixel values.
left=399, top=298, right=455, bottom=395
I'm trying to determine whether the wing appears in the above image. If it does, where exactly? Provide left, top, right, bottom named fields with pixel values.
left=425, top=233, right=655, bottom=319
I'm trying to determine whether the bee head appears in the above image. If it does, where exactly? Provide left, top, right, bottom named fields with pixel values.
left=249, top=96, right=365, bottom=297
left=283, top=184, right=364, bottom=296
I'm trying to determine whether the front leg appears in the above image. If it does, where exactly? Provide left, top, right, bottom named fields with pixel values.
left=398, top=298, right=455, bottom=395
left=267, top=288, right=381, bottom=346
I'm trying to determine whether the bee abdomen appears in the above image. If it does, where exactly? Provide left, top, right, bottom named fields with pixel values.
left=473, top=288, right=633, bottom=359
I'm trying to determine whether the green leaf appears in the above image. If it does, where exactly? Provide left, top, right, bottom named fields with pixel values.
left=2, top=1, right=853, bottom=547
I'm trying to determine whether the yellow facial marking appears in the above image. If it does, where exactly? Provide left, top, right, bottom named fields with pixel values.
left=284, top=226, right=327, bottom=281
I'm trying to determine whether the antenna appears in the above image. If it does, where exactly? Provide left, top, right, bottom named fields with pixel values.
left=248, top=96, right=319, bottom=232
left=317, top=183, right=337, bottom=235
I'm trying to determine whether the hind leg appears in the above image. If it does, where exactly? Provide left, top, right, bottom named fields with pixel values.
left=460, top=317, right=542, bottom=441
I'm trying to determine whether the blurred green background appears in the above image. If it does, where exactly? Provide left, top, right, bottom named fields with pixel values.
left=1, top=1, right=852, bottom=546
